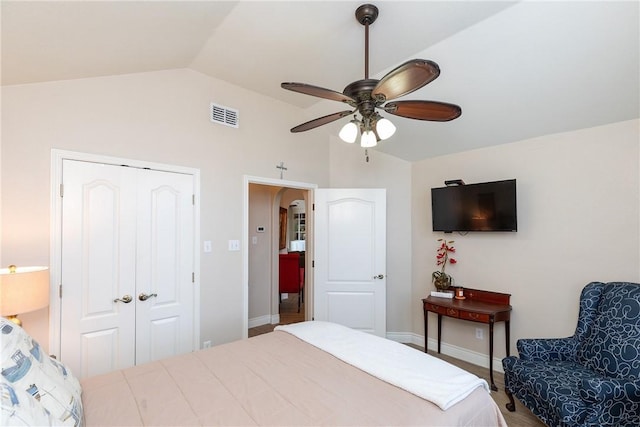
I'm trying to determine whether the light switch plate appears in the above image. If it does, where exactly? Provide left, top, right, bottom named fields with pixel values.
left=228, top=240, right=240, bottom=251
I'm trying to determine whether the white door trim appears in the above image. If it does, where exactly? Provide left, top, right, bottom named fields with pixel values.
left=49, top=149, right=201, bottom=358
left=242, top=175, right=317, bottom=338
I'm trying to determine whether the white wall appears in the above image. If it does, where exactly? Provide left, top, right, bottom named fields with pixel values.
left=412, top=119, right=640, bottom=359
left=1, top=68, right=330, bottom=350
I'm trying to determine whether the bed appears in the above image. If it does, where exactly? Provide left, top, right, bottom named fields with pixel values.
left=2, top=318, right=507, bottom=426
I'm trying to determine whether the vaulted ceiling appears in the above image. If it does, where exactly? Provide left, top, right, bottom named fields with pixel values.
left=2, top=1, right=638, bottom=161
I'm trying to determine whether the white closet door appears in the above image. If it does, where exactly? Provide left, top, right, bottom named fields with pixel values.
left=134, top=169, right=195, bottom=365
left=60, top=160, right=138, bottom=379
left=59, top=160, right=195, bottom=379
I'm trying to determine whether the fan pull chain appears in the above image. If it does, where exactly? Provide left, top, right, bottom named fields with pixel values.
left=365, top=149, right=369, bottom=163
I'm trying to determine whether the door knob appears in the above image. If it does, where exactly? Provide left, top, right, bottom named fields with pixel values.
left=113, top=295, right=132, bottom=303
left=138, top=293, right=158, bottom=301
left=373, top=274, right=385, bottom=279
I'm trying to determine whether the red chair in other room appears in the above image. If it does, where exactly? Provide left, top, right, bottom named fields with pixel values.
left=279, top=253, right=303, bottom=312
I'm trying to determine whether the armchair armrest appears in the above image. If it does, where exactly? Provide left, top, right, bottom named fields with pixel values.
left=516, top=337, right=578, bottom=362
left=580, top=377, right=640, bottom=403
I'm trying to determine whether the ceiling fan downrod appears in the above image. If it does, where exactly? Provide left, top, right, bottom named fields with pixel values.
left=355, top=4, right=379, bottom=80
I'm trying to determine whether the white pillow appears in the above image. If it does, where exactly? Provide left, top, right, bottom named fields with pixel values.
left=0, top=318, right=83, bottom=426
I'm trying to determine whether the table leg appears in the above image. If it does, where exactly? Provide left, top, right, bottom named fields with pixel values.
left=424, top=309, right=428, bottom=353
left=505, top=320, right=511, bottom=357
left=489, top=321, right=497, bottom=391
left=437, top=314, right=442, bottom=354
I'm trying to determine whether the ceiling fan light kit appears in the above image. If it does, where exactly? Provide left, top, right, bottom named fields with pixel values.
left=282, top=3, right=461, bottom=150
left=338, top=118, right=359, bottom=143
left=375, top=117, right=396, bottom=140
left=361, top=130, right=377, bottom=148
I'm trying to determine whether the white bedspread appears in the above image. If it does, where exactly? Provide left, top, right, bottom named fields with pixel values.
left=276, top=321, right=489, bottom=410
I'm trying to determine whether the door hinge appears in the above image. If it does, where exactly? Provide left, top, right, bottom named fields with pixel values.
left=312, top=260, right=315, bottom=268
left=312, top=203, right=315, bottom=211
left=59, top=284, right=62, bottom=298
left=192, top=194, right=195, bottom=205
left=60, top=184, right=64, bottom=198
left=192, top=272, right=195, bottom=283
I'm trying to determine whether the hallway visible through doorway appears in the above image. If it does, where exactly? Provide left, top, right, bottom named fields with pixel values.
left=248, top=294, right=304, bottom=337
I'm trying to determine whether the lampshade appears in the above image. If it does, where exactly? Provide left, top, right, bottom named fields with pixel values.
left=1, top=265, right=50, bottom=325
left=376, top=117, right=396, bottom=140
left=339, top=120, right=359, bottom=143
left=360, top=130, right=377, bottom=148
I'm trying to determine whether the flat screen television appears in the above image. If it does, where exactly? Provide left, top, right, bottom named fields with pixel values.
left=431, top=179, right=517, bottom=232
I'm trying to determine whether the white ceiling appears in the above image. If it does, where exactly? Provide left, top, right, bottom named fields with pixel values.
left=2, top=1, right=638, bottom=161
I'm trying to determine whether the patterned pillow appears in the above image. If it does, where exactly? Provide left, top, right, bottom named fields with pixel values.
left=0, top=318, right=83, bottom=426
left=1, top=376, right=54, bottom=426
left=577, top=284, right=640, bottom=379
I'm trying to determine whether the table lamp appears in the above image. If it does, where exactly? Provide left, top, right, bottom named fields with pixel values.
left=0, top=265, right=50, bottom=327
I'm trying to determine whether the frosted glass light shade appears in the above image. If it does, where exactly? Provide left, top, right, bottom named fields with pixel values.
left=339, top=121, right=358, bottom=143
left=376, top=118, right=396, bottom=140
left=360, top=130, right=377, bottom=148
left=0, top=266, right=49, bottom=317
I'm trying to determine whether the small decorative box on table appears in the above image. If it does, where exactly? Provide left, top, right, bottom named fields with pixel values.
left=422, top=288, right=511, bottom=391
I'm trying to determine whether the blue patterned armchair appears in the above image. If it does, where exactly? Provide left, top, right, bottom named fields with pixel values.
left=502, top=282, right=640, bottom=427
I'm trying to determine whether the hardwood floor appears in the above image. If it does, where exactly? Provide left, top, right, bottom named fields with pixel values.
left=248, top=299, right=544, bottom=426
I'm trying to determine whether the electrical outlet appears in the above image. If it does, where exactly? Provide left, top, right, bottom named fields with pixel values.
left=203, top=340, right=211, bottom=349
left=475, top=328, right=484, bottom=340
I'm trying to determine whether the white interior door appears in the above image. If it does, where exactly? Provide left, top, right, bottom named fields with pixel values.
left=135, top=169, right=194, bottom=364
left=60, top=160, right=137, bottom=378
left=314, top=188, right=386, bottom=336
left=60, top=160, right=195, bottom=378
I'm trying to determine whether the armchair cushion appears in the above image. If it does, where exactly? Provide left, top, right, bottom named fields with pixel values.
left=503, top=357, right=596, bottom=425
left=580, top=377, right=640, bottom=404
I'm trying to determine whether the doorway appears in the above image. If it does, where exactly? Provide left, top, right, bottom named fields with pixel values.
left=243, top=176, right=316, bottom=338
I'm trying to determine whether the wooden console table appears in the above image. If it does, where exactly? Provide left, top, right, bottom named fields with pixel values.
left=422, top=288, right=511, bottom=391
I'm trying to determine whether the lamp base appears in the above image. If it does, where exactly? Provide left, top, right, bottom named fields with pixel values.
left=6, top=314, right=22, bottom=327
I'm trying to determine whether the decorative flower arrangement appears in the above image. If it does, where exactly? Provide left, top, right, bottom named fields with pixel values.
left=432, top=239, right=457, bottom=290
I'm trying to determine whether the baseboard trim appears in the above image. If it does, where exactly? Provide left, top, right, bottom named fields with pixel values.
left=248, top=315, right=272, bottom=329
left=386, top=331, right=505, bottom=374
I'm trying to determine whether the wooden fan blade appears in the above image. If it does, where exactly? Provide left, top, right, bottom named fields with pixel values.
left=383, top=100, right=461, bottom=121
left=290, top=110, right=353, bottom=133
left=282, top=82, right=356, bottom=104
left=372, top=60, right=440, bottom=102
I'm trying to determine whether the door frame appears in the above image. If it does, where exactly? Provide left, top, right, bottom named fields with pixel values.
left=242, top=175, right=317, bottom=337
left=49, top=149, right=201, bottom=358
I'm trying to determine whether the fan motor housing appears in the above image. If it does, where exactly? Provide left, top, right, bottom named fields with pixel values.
left=343, top=79, right=380, bottom=115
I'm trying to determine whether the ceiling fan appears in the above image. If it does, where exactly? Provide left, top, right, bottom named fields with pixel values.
left=281, top=3, right=461, bottom=148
